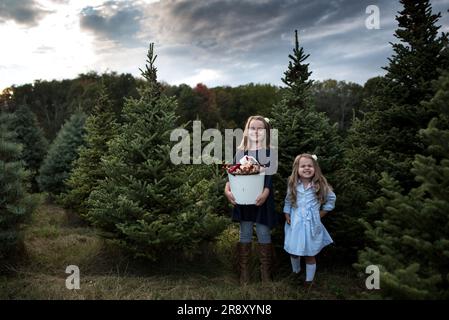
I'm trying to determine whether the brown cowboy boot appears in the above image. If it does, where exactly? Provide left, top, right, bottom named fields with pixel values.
left=238, top=242, right=251, bottom=285
left=258, top=243, right=272, bottom=283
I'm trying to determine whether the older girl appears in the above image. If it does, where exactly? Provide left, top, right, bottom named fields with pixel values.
left=224, top=115, right=278, bottom=285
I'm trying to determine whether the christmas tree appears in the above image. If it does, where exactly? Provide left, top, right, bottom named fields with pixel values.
left=337, top=0, right=448, bottom=254
left=270, top=30, right=341, bottom=198
left=384, top=0, right=449, bottom=106
left=281, top=29, right=313, bottom=109
left=87, top=44, right=227, bottom=260
left=355, top=72, right=449, bottom=299
left=0, top=113, right=40, bottom=259
left=11, top=105, right=48, bottom=192
left=37, top=112, right=86, bottom=197
left=59, top=87, right=118, bottom=215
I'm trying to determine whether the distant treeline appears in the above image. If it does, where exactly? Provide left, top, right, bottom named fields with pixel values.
left=1, top=71, right=368, bottom=142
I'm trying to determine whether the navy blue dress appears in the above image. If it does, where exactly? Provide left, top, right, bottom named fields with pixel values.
left=230, top=148, right=278, bottom=229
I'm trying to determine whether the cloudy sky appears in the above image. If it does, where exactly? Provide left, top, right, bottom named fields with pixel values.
left=1, top=0, right=448, bottom=91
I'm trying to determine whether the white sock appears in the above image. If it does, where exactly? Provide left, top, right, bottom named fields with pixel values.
left=306, top=263, right=316, bottom=282
left=290, top=256, right=301, bottom=273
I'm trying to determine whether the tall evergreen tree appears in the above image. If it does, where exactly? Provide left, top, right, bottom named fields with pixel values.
left=337, top=0, right=448, bottom=255
left=59, top=87, right=118, bottom=215
left=355, top=72, right=449, bottom=299
left=87, top=44, right=227, bottom=260
left=11, top=105, right=48, bottom=191
left=384, top=0, right=449, bottom=106
left=281, top=29, right=313, bottom=109
left=37, top=112, right=86, bottom=197
left=0, top=113, right=40, bottom=260
left=270, top=30, right=341, bottom=192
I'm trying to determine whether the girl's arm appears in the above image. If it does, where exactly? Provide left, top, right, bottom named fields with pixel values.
left=224, top=151, right=243, bottom=206
left=256, top=151, right=273, bottom=206
left=224, top=181, right=236, bottom=205
left=255, top=187, right=270, bottom=206
left=283, top=188, right=292, bottom=224
left=320, top=191, right=336, bottom=218
left=255, top=172, right=272, bottom=206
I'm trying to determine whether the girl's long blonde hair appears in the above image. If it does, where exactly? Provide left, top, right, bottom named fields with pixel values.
left=287, top=154, right=332, bottom=207
left=237, top=115, right=271, bottom=150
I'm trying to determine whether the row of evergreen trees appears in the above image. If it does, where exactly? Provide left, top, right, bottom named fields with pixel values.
left=60, top=45, right=228, bottom=260
left=2, top=44, right=231, bottom=262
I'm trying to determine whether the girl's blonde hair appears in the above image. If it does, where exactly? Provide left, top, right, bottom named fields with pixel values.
left=287, top=154, right=332, bottom=207
left=237, top=115, right=271, bottom=150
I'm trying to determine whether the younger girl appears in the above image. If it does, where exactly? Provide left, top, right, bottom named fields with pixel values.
left=283, top=154, right=336, bottom=286
left=224, top=115, right=278, bottom=285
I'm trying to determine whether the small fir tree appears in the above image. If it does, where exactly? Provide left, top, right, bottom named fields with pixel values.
left=37, top=112, right=86, bottom=197
left=0, top=113, right=40, bottom=259
left=11, top=105, right=48, bottom=191
left=59, top=87, right=118, bottom=215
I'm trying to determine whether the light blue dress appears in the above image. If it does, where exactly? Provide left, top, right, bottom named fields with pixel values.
left=283, top=182, right=336, bottom=257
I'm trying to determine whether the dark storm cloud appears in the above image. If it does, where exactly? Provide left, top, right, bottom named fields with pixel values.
left=156, top=0, right=448, bottom=84
left=80, top=0, right=448, bottom=55
left=146, top=0, right=400, bottom=84
left=79, top=1, right=144, bottom=46
left=150, top=0, right=383, bottom=49
left=78, top=0, right=449, bottom=85
left=0, top=0, right=51, bottom=26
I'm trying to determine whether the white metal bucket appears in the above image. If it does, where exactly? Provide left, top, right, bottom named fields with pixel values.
left=228, top=173, right=265, bottom=205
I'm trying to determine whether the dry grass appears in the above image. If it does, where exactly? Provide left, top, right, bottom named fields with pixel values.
left=0, top=202, right=374, bottom=300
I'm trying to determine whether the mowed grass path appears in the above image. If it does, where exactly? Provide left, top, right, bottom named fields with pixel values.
left=0, top=203, right=373, bottom=299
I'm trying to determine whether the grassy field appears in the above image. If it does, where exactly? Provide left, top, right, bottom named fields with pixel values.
left=0, top=203, right=374, bottom=300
